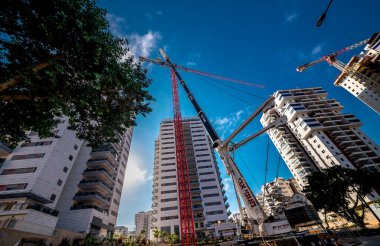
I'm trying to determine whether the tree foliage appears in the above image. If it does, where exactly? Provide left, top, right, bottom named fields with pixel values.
left=304, top=166, right=380, bottom=228
left=0, top=0, right=153, bottom=147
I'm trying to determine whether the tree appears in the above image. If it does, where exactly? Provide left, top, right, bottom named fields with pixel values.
left=304, top=166, right=380, bottom=228
left=0, top=0, right=153, bottom=147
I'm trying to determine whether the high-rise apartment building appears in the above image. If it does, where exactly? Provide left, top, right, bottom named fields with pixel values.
left=0, top=118, right=133, bottom=237
left=135, top=211, right=153, bottom=238
left=152, top=118, right=230, bottom=239
left=334, top=33, right=380, bottom=114
left=56, top=129, right=132, bottom=236
left=260, top=87, right=380, bottom=213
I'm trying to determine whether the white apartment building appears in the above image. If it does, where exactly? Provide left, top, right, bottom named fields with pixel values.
left=0, top=118, right=133, bottom=237
left=260, top=87, right=380, bottom=216
left=56, top=129, right=133, bottom=236
left=334, top=32, right=380, bottom=114
left=135, top=210, right=153, bottom=238
left=152, top=118, right=231, bottom=239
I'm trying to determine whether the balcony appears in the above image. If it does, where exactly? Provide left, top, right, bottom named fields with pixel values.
left=71, top=204, right=105, bottom=213
left=82, top=168, right=115, bottom=185
left=87, top=159, right=117, bottom=175
left=73, top=192, right=111, bottom=209
left=91, top=144, right=119, bottom=166
left=194, top=215, right=205, bottom=222
left=78, top=179, right=113, bottom=196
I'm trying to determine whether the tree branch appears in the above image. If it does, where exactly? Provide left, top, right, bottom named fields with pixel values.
left=0, top=94, right=46, bottom=100
left=0, top=62, right=50, bottom=93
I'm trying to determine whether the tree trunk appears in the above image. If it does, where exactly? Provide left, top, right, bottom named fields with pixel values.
left=0, top=62, right=50, bottom=93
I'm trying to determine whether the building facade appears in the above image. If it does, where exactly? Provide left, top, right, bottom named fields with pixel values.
left=114, top=226, right=128, bottom=236
left=260, top=87, right=380, bottom=216
left=135, top=210, right=153, bottom=238
left=56, top=129, right=133, bottom=236
left=152, top=118, right=230, bottom=239
left=257, top=177, right=300, bottom=217
left=334, top=33, right=380, bottom=114
left=0, top=118, right=133, bottom=237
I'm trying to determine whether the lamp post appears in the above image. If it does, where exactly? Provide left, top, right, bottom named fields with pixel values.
left=316, top=0, right=333, bottom=27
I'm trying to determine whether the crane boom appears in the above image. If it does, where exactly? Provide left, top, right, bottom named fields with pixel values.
left=296, top=38, right=369, bottom=72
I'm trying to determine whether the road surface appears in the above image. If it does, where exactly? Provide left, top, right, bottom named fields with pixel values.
left=360, top=235, right=380, bottom=246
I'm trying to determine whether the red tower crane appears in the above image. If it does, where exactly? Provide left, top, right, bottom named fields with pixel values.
left=170, top=69, right=196, bottom=245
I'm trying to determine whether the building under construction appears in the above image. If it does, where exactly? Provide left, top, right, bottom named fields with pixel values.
left=334, top=33, right=380, bottom=114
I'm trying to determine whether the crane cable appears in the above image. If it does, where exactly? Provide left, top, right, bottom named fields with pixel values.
left=262, top=136, right=270, bottom=209
left=202, top=75, right=267, bottom=100
left=197, top=76, right=256, bottom=106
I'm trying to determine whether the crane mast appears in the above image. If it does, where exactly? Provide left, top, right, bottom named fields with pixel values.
left=170, top=69, right=197, bottom=245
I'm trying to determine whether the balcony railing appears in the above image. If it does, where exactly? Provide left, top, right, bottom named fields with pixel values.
left=79, top=179, right=113, bottom=191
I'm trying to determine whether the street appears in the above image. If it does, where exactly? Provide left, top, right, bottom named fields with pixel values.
left=360, top=235, right=380, bottom=246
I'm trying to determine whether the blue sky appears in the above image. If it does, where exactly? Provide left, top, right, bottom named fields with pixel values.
left=98, top=0, right=380, bottom=230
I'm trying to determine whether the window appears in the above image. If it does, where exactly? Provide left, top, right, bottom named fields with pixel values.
left=111, top=210, right=118, bottom=217
left=205, top=202, right=222, bottom=206
left=198, top=165, right=212, bottom=169
left=74, top=144, right=78, bottom=150
left=161, top=157, right=175, bottom=160
left=11, top=153, right=45, bottom=160
left=162, top=175, right=176, bottom=179
left=200, top=178, right=216, bottom=182
left=162, top=163, right=175, bottom=167
left=117, top=178, right=123, bottom=185
left=203, top=193, right=219, bottom=198
left=69, top=155, right=73, bottom=161
left=57, top=179, right=63, bottom=186
left=161, top=169, right=176, bottom=173
left=161, top=190, right=177, bottom=194
left=161, top=198, right=177, bottom=202
left=161, top=182, right=177, bottom=187
left=202, top=185, right=217, bottom=190
left=199, top=172, right=214, bottom=175
left=196, top=154, right=210, bottom=157
left=115, top=188, right=122, bottom=195
left=161, top=216, right=178, bottom=221
left=0, top=183, right=27, bottom=191
left=63, top=166, right=68, bottom=173
left=50, top=194, right=56, bottom=201
left=1, top=167, right=36, bottom=175
left=21, top=141, right=52, bottom=147
left=161, top=206, right=178, bottom=211
left=206, top=210, right=224, bottom=215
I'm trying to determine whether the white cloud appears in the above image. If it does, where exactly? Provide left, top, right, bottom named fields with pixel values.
left=311, top=44, right=323, bottom=55
left=106, top=13, right=161, bottom=62
left=106, top=13, right=126, bottom=37
left=285, top=13, right=298, bottom=22
left=212, top=108, right=248, bottom=139
left=186, top=52, right=201, bottom=67
left=186, top=61, right=197, bottom=66
left=223, top=177, right=232, bottom=191
left=123, top=154, right=152, bottom=189
left=156, top=11, right=163, bottom=15
left=125, top=31, right=162, bottom=60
